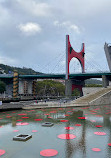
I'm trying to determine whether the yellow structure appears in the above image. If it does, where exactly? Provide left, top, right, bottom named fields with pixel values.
left=32, top=80, right=37, bottom=96
left=13, top=71, right=19, bottom=98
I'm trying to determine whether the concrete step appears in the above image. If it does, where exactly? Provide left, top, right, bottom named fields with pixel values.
left=73, top=86, right=111, bottom=105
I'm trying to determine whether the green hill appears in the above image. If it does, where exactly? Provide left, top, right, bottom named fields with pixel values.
left=85, top=79, right=102, bottom=87
left=0, top=64, right=43, bottom=75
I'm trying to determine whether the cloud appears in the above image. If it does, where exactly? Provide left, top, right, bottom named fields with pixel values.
left=0, top=0, right=110, bottom=74
left=54, top=20, right=80, bottom=34
left=16, top=0, right=51, bottom=17
left=18, top=22, right=42, bottom=35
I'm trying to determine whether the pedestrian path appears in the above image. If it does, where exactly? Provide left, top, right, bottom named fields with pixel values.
left=72, top=86, right=111, bottom=106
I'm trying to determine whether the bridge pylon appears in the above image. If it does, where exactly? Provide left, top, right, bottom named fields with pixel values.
left=66, top=35, right=85, bottom=80
left=65, top=35, right=85, bottom=97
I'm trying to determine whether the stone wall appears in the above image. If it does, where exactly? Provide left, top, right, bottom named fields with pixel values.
left=90, top=90, right=111, bottom=105
left=83, top=87, right=103, bottom=96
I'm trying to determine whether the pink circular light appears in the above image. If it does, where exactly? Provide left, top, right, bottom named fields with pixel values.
left=94, top=132, right=106, bottom=135
left=75, top=124, right=81, bottom=126
left=34, top=119, right=43, bottom=121
left=108, top=143, right=111, bottom=146
left=13, top=130, right=19, bottom=132
left=22, top=117, right=29, bottom=119
left=0, top=118, right=3, bottom=119
left=92, top=148, right=101, bottom=151
left=58, top=134, right=76, bottom=139
left=78, top=117, right=86, bottom=120
left=60, top=120, right=68, bottom=122
left=40, top=149, right=58, bottom=157
left=65, top=114, right=70, bottom=116
left=95, top=125, right=103, bottom=128
left=16, top=119, right=23, bottom=121
left=64, top=127, right=74, bottom=130
left=6, top=116, right=12, bottom=118
left=18, top=113, right=27, bottom=115
left=16, top=122, right=29, bottom=126
left=32, top=130, right=37, bottom=132
left=0, top=149, right=5, bottom=156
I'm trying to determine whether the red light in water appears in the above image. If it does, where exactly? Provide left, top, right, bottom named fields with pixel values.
left=34, top=119, right=43, bottom=121
left=32, top=130, right=37, bottom=132
left=108, top=143, right=111, bottom=146
left=58, top=134, right=76, bottom=139
left=95, top=125, right=103, bottom=128
left=64, top=127, right=74, bottom=130
left=13, top=130, right=19, bottom=132
left=0, top=149, right=5, bottom=156
left=18, top=113, right=27, bottom=115
left=16, top=119, right=23, bottom=121
left=94, top=132, right=106, bottom=135
left=6, top=116, right=12, bottom=118
left=92, top=148, right=101, bottom=151
left=65, top=114, right=70, bottom=116
left=16, top=122, right=29, bottom=126
left=22, top=117, right=29, bottom=119
left=78, top=117, right=87, bottom=120
left=75, top=124, right=81, bottom=126
left=40, top=149, right=58, bottom=157
left=60, top=120, right=69, bottom=122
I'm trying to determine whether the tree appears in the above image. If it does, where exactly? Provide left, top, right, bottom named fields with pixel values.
left=36, top=80, right=65, bottom=96
left=72, top=88, right=80, bottom=96
left=0, top=81, right=6, bottom=93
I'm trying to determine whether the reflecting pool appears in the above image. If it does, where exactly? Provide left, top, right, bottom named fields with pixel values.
left=0, top=105, right=111, bottom=158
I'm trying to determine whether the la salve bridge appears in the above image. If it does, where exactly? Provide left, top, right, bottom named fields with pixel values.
left=0, top=35, right=111, bottom=98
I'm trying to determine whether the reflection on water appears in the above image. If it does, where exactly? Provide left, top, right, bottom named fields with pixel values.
left=0, top=105, right=111, bottom=158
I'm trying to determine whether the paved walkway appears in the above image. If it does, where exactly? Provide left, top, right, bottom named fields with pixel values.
left=0, top=102, right=23, bottom=111
left=0, top=100, right=88, bottom=111
left=1, top=86, right=111, bottom=111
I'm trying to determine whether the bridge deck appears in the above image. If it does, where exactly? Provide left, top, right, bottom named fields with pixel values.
left=0, top=72, right=111, bottom=80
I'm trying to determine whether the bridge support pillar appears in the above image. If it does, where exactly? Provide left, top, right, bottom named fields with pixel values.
left=72, top=79, right=85, bottom=97
left=65, top=79, right=72, bottom=97
left=65, top=79, right=84, bottom=97
left=102, top=75, right=109, bottom=88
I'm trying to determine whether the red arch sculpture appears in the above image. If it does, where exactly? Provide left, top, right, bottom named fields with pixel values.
left=66, top=35, right=85, bottom=79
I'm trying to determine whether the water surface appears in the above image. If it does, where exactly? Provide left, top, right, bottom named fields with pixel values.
left=0, top=105, right=111, bottom=158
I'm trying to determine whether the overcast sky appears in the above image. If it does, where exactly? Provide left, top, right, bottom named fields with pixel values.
left=0, top=0, right=111, bottom=74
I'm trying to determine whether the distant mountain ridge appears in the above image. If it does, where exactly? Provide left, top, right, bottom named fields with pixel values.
left=85, top=79, right=102, bottom=85
left=0, top=64, right=103, bottom=85
left=0, top=64, right=43, bottom=75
